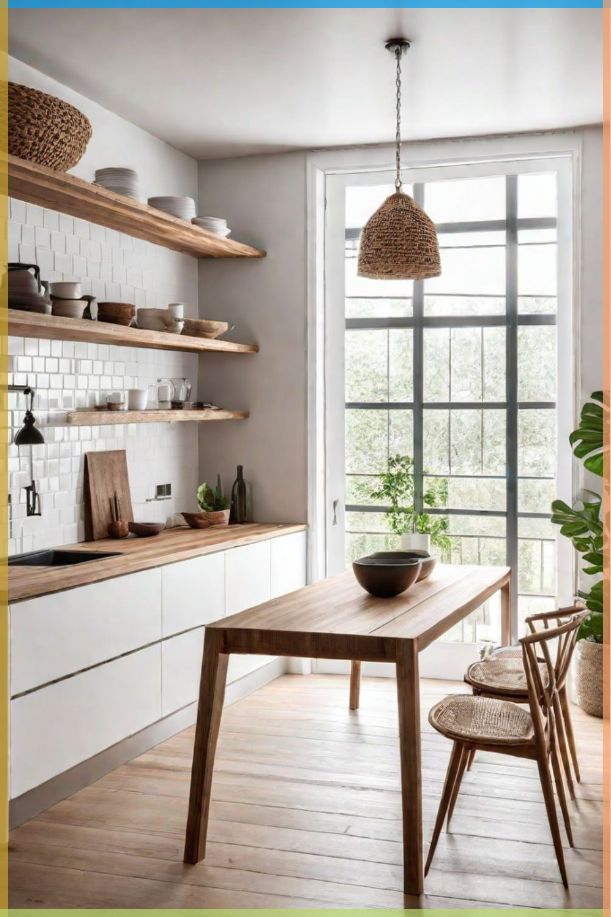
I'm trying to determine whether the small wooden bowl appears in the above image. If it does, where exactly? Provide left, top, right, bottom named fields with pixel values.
left=108, top=520, right=129, bottom=538
left=182, top=318, right=229, bottom=339
left=128, top=521, right=165, bottom=537
left=98, top=302, right=136, bottom=326
left=182, top=512, right=210, bottom=529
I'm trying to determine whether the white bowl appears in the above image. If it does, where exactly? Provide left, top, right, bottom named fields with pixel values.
left=148, top=196, right=196, bottom=220
left=50, top=281, right=82, bottom=299
left=136, top=308, right=172, bottom=331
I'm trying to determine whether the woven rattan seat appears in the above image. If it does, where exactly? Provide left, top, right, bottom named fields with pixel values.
left=429, top=694, right=535, bottom=746
left=465, top=656, right=550, bottom=696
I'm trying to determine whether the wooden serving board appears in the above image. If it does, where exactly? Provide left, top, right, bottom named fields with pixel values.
left=84, top=450, right=134, bottom=540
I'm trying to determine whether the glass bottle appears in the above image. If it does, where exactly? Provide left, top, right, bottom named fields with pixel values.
left=230, top=465, right=251, bottom=524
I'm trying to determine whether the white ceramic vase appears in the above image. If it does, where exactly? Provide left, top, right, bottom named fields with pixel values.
left=400, top=532, right=431, bottom=553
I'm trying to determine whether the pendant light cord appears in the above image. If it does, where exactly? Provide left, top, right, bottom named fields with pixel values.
left=394, top=46, right=402, bottom=192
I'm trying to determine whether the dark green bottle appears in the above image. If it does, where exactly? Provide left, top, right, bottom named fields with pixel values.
left=230, top=465, right=249, bottom=524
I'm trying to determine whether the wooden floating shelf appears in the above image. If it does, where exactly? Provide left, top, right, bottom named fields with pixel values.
left=65, top=408, right=249, bottom=426
left=7, top=155, right=265, bottom=260
left=7, top=310, right=258, bottom=355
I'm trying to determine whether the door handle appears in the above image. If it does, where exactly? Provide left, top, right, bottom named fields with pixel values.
left=332, top=499, right=339, bottom=526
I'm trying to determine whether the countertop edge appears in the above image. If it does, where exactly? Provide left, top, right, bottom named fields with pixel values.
left=9, top=523, right=307, bottom=604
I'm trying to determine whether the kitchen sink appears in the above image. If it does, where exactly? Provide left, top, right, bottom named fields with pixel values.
left=8, top=549, right=122, bottom=567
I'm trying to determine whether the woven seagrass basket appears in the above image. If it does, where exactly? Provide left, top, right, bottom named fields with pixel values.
left=574, top=639, right=603, bottom=718
left=9, top=82, right=92, bottom=172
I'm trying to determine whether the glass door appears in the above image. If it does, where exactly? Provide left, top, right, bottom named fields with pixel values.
left=322, top=157, right=574, bottom=676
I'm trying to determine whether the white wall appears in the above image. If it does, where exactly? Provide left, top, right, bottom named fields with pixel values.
left=8, top=59, right=200, bottom=553
left=196, top=127, right=603, bottom=527
left=9, top=57, right=197, bottom=200
left=197, top=153, right=309, bottom=522
left=578, top=126, right=603, bottom=403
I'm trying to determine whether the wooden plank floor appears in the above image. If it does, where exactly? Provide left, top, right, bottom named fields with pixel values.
left=9, top=675, right=603, bottom=909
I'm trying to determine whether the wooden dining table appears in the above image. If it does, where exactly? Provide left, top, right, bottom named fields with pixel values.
left=184, top=562, right=511, bottom=895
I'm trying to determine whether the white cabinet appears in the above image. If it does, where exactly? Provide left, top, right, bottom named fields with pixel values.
left=161, top=552, right=225, bottom=637
left=225, top=540, right=272, bottom=615
left=161, top=628, right=204, bottom=716
left=270, top=531, right=307, bottom=598
left=10, top=569, right=162, bottom=697
left=10, top=644, right=161, bottom=798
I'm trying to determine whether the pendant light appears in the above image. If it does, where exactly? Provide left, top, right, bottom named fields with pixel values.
left=358, top=39, right=441, bottom=280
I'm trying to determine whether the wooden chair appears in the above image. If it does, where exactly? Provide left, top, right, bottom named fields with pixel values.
left=426, top=609, right=588, bottom=887
left=464, top=605, right=584, bottom=796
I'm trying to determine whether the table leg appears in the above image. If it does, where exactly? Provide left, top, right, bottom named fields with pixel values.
left=184, top=629, right=228, bottom=864
left=396, top=639, right=423, bottom=896
left=349, top=660, right=361, bottom=710
left=500, top=574, right=511, bottom=646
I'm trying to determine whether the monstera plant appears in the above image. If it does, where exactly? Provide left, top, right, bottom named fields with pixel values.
left=551, top=391, right=604, bottom=715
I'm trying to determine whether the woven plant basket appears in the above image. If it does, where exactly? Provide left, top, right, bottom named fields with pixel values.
left=357, top=191, right=441, bottom=280
left=9, top=82, right=92, bottom=172
left=574, top=639, right=603, bottom=718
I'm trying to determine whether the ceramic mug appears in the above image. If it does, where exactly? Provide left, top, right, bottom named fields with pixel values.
left=127, top=388, right=148, bottom=410
left=168, top=303, right=184, bottom=319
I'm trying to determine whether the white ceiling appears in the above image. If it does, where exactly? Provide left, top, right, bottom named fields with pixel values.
left=9, top=8, right=602, bottom=160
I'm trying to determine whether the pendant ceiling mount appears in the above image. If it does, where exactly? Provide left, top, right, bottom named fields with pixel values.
left=357, top=38, right=441, bottom=281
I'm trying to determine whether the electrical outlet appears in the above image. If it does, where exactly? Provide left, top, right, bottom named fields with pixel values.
left=147, top=483, right=172, bottom=502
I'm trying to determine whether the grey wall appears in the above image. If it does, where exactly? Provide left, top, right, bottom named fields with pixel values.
left=197, top=153, right=309, bottom=522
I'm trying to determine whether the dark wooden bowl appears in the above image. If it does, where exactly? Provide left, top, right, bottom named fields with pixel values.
left=369, top=550, right=437, bottom=582
left=182, top=512, right=210, bottom=529
left=128, top=521, right=165, bottom=537
left=352, top=553, right=422, bottom=598
left=97, top=302, right=136, bottom=325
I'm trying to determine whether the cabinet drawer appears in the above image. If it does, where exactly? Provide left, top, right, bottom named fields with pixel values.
left=225, top=541, right=271, bottom=615
left=10, top=644, right=161, bottom=798
left=162, top=552, right=225, bottom=637
left=270, top=531, right=307, bottom=598
left=161, top=628, right=205, bottom=716
left=10, top=569, right=162, bottom=696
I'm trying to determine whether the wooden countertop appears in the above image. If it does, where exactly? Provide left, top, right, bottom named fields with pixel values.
left=8, top=523, right=306, bottom=603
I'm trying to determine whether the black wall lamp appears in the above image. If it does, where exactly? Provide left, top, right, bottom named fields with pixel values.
left=9, top=384, right=44, bottom=516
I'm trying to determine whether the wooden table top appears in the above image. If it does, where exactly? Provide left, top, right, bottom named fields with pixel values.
left=8, top=522, right=306, bottom=603
left=212, top=563, right=510, bottom=654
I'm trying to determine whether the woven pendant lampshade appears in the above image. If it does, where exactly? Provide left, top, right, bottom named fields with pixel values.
left=357, top=40, right=441, bottom=281
left=358, top=191, right=441, bottom=280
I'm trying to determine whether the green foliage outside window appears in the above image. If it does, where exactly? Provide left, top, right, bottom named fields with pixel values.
left=367, top=454, right=452, bottom=555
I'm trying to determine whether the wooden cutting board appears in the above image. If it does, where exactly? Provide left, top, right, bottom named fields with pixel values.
left=84, top=449, right=134, bottom=540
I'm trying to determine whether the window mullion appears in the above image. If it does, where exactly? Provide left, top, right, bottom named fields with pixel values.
left=413, top=183, right=425, bottom=516
left=506, top=175, right=519, bottom=638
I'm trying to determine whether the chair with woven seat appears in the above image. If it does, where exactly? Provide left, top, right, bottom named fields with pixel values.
left=426, top=608, right=588, bottom=888
left=464, top=605, right=584, bottom=797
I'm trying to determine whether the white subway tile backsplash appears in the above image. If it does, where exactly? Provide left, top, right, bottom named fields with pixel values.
left=8, top=196, right=198, bottom=553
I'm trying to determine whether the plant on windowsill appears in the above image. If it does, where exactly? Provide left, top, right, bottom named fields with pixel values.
left=368, top=454, right=452, bottom=557
left=197, top=477, right=231, bottom=527
left=551, top=391, right=604, bottom=717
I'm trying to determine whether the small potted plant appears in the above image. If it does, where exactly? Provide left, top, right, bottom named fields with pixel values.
left=197, top=477, right=231, bottom=527
left=551, top=391, right=604, bottom=717
left=368, top=454, right=451, bottom=555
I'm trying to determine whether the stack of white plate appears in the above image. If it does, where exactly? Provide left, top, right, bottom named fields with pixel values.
left=95, top=168, right=140, bottom=200
left=192, top=216, right=231, bottom=237
left=148, top=196, right=196, bottom=221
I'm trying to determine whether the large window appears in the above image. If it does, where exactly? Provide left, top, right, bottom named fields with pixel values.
left=322, top=157, right=574, bottom=648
